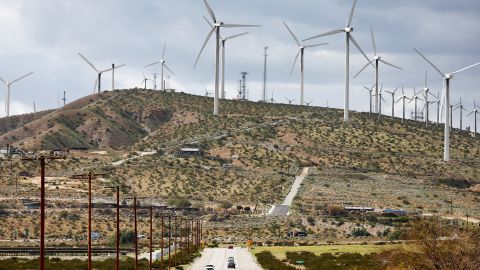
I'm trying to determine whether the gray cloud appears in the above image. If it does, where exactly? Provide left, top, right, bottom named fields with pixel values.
left=0, top=0, right=478, bottom=128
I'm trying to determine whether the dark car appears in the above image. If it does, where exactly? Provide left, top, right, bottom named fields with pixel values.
left=294, top=231, right=308, bottom=237
left=227, top=261, right=236, bottom=268
left=228, top=245, right=234, bottom=249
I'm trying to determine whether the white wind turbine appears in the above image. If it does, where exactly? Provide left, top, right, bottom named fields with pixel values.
left=453, top=98, right=468, bottom=131
left=285, top=97, right=296, bottom=105
left=467, top=101, right=480, bottom=137
left=204, top=17, right=250, bottom=100
left=194, top=0, right=260, bottom=116
left=306, top=100, right=314, bottom=106
left=395, top=87, right=412, bottom=123
left=354, top=27, right=402, bottom=113
left=145, top=43, right=175, bottom=91
left=78, top=53, right=125, bottom=94
left=362, top=84, right=375, bottom=114
left=372, top=84, right=386, bottom=118
left=304, top=0, right=372, bottom=122
left=414, top=48, right=480, bottom=161
left=283, top=22, right=328, bottom=105
left=0, top=72, right=33, bottom=117
left=384, top=87, right=400, bottom=119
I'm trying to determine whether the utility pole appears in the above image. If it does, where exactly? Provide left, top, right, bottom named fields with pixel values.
left=112, top=64, right=115, bottom=91
left=168, top=215, right=171, bottom=270
left=161, top=212, right=164, bottom=269
left=62, top=91, right=66, bottom=107
left=174, top=216, right=178, bottom=266
left=134, top=197, right=138, bottom=270
left=263, top=47, right=268, bottom=101
left=153, top=73, right=158, bottom=90
left=105, top=185, right=120, bottom=270
left=22, top=155, right=65, bottom=270
left=70, top=172, right=108, bottom=270
left=149, top=206, right=153, bottom=270
left=179, top=218, right=183, bottom=265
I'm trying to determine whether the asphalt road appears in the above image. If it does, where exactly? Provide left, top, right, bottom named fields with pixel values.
left=188, top=247, right=262, bottom=270
left=268, top=167, right=310, bottom=216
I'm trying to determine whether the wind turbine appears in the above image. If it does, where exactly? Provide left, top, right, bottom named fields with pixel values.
left=354, top=27, right=402, bottom=113
left=454, top=98, right=468, bottom=131
left=285, top=97, right=296, bottom=105
left=140, top=73, right=151, bottom=90
left=306, top=100, right=314, bottom=106
left=78, top=53, right=125, bottom=94
left=194, top=0, right=260, bottom=116
left=204, top=17, right=250, bottom=100
left=0, top=72, right=34, bottom=117
left=414, top=48, right=480, bottom=161
left=467, top=101, right=480, bottom=137
left=385, top=87, right=399, bottom=119
left=304, top=0, right=373, bottom=122
left=395, top=87, right=412, bottom=123
left=204, top=87, right=212, bottom=97
left=421, top=98, right=436, bottom=127
left=283, top=22, right=328, bottom=105
left=372, top=84, right=386, bottom=118
left=111, top=64, right=125, bottom=91
left=409, top=88, right=424, bottom=122
left=145, top=43, right=175, bottom=91
left=363, top=84, right=375, bottom=114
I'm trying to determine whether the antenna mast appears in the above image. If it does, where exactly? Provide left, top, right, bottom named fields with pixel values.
left=239, top=72, right=248, bottom=100
left=62, top=91, right=66, bottom=106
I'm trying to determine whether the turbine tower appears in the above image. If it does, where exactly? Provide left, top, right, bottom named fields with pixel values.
left=414, top=48, right=480, bottom=161
left=194, top=0, right=260, bottom=116
left=396, top=87, right=412, bottom=123
left=304, top=0, right=372, bottom=122
left=145, top=43, right=175, bottom=91
left=78, top=53, right=125, bottom=94
left=363, top=84, right=375, bottom=114
left=409, top=89, right=424, bottom=122
left=263, top=47, right=269, bottom=102
left=283, top=22, right=328, bottom=105
left=467, top=101, right=479, bottom=137
left=385, top=87, right=399, bottom=119
left=454, top=98, right=468, bottom=131
left=0, top=72, right=34, bottom=117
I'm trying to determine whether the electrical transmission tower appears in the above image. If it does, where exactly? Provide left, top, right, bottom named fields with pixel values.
left=239, top=72, right=248, bottom=100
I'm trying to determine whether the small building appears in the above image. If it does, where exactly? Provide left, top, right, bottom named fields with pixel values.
left=383, top=208, right=407, bottom=216
left=344, top=206, right=375, bottom=212
left=175, top=148, right=203, bottom=157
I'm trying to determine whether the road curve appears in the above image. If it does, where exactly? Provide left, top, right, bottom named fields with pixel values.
left=188, top=247, right=262, bottom=270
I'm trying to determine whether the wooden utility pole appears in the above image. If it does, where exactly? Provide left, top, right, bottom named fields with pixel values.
left=70, top=172, right=108, bottom=270
left=174, top=216, right=178, bottom=266
left=22, top=155, right=64, bottom=270
left=105, top=186, right=120, bottom=270
left=149, top=206, right=153, bottom=270
left=161, top=212, right=164, bottom=269
left=134, top=197, right=138, bottom=270
left=168, top=215, right=171, bottom=270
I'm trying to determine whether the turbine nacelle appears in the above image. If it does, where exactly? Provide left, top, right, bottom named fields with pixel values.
left=374, top=55, right=381, bottom=60
left=344, top=27, right=353, bottom=33
left=214, top=22, right=223, bottom=27
left=445, top=74, right=453, bottom=79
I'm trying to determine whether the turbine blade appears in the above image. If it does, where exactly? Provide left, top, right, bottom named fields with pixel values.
left=354, top=60, right=374, bottom=78
left=349, top=35, right=373, bottom=67
left=222, top=23, right=261, bottom=28
left=224, top=32, right=249, bottom=41
left=114, top=64, right=126, bottom=69
left=11, top=72, right=34, bottom=84
left=194, top=27, right=216, bottom=69
left=370, top=27, right=377, bottom=56
left=78, top=53, right=99, bottom=73
left=393, top=87, right=399, bottom=93
left=101, top=67, right=114, bottom=73
left=467, top=111, right=474, bottom=117
left=164, top=63, right=175, bottom=76
left=347, top=0, right=358, bottom=27
left=303, top=29, right=344, bottom=42
left=451, top=62, right=480, bottom=75
left=0, top=77, right=5, bottom=84
left=290, top=50, right=301, bottom=76
left=283, top=22, right=301, bottom=47
left=425, top=70, right=428, bottom=89
left=413, top=48, right=445, bottom=77
left=203, top=16, right=214, bottom=28
left=203, top=0, right=216, bottom=23
left=379, top=59, right=402, bottom=70
left=145, top=61, right=161, bottom=68
left=304, top=43, right=328, bottom=48
left=162, top=42, right=167, bottom=59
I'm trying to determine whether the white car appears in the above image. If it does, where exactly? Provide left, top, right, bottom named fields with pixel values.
left=205, top=265, right=215, bottom=270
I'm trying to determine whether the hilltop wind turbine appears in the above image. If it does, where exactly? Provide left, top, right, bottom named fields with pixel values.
left=204, top=87, right=212, bottom=97
left=414, top=48, right=480, bottom=161
left=0, top=72, right=34, bottom=117
left=140, top=73, right=152, bottom=90
left=363, top=84, right=375, bottom=114
left=396, top=87, right=412, bottom=123
left=354, top=27, right=401, bottom=113
left=304, top=0, right=373, bottom=122
left=283, top=22, right=328, bottom=105
left=421, top=98, right=436, bottom=127
left=285, top=97, right=296, bottom=105
left=78, top=53, right=125, bottom=94
left=467, top=101, right=480, bottom=137
left=194, top=0, right=260, bottom=116
left=409, top=88, right=424, bottom=122
left=372, top=84, right=386, bottom=118
left=454, top=98, right=468, bottom=131
left=385, top=87, right=399, bottom=119
left=145, top=43, right=175, bottom=91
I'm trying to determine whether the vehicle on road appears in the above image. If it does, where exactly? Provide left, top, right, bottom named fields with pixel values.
left=228, top=245, right=234, bottom=249
left=205, top=264, right=215, bottom=270
left=227, top=261, right=236, bottom=268
left=227, top=256, right=234, bottom=261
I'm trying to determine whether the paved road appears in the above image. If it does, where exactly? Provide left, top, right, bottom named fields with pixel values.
left=188, top=248, right=262, bottom=270
left=268, top=167, right=310, bottom=216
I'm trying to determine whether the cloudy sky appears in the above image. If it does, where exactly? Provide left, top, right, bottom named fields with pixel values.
left=0, top=0, right=479, bottom=128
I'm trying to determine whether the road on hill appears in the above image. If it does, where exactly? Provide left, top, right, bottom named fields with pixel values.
left=268, top=167, right=310, bottom=216
left=188, top=247, right=262, bottom=270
